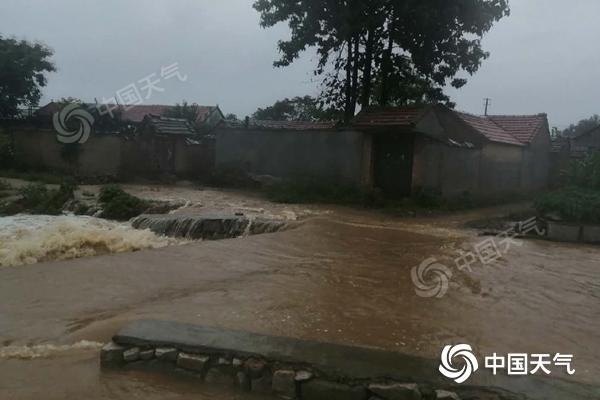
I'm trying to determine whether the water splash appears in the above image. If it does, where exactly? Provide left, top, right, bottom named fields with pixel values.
left=0, top=215, right=179, bottom=268
left=131, top=213, right=288, bottom=240
left=0, top=340, right=103, bottom=359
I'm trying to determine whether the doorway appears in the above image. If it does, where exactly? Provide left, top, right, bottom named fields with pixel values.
left=373, top=132, right=415, bottom=197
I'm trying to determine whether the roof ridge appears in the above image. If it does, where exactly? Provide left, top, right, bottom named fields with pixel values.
left=485, top=116, right=525, bottom=144
left=454, top=110, right=524, bottom=146
left=487, top=113, right=547, bottom=118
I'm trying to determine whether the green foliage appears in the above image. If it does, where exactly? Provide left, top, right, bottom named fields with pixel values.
left=565, top=153, right=600, bottom=190
left=264, top=179, right=384, bottom=206
left=0, top=180, right=77, bottom=215
left=0, top=132, right=14, bottom=168
left=253, top=96, right=342, bottom=121
left=535, top=153, right=600, bottom=223
left=98, top=185, right=149, bottom=221
left=0, top=169, right=68, bottom=184
left=535, top=187, right=600, bottom=224
left=562, top=115, right=600, bottom=138
left=253, top=0, right=510, bottom=120
left=0, top=35, right=56, bottom=118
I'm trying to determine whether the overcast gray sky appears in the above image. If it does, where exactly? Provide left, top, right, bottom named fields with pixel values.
left=1, top=0, right=598, bottom=128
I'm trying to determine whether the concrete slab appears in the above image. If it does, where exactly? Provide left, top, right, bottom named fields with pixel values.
left=112, top=320, right=600, bottom=400
left=582, top=225, right=600, bottom=244
left=547, top=222, right=581, bottom=242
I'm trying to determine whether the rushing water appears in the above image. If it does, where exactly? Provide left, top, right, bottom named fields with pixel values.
left=0, top=215, right=177, bottom=268
left=0, top=195, right=599, bottom=399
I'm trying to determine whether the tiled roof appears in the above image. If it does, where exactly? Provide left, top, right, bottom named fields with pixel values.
left=36, top=102, right=217, bottom=124
left=551, top=136, right=569, bottom=152
left=353, top=106, right=427, bottom=128
left=487, top=114, right=547, bottom=143
left=143, top=115, right=197, bottom=135
left=221, top=119, right=338, bottom=130
left=456, top=112, right=524, bottom=146
left=119, top=105, right=217, bottom=123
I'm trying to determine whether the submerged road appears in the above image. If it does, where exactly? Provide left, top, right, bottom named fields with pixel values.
left=0, top=206, right=599, bottom=399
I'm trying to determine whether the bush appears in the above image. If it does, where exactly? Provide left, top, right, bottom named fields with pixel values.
left=98, top=185, right=149, bottom=221
left=0, top=179, right=11, bottom=191
left=2, top=180, right=78, bottom=215
left=535, top=187, right=600, bottom=223
left=565, top=153, right=600, bottom=190
left=0, top=132, right=14, bottom=168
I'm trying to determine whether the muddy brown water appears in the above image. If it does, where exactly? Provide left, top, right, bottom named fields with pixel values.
left=0, top=198, right=599, bottom=399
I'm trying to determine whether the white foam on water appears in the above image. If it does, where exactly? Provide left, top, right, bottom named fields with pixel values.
left=0, top=215, right=178, bottom=268
left=0, top=340, right=104, bottom=359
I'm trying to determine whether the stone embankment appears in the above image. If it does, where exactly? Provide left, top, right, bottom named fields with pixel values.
left=100, top=320, right=519, bottom=400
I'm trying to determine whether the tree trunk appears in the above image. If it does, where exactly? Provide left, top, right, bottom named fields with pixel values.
left=344, top=38, right=354, bottom=124
left=349, top=33, right=360, bottom=118
left=380, top=29, right=393, bottom=106
left=361, top=27, right=374, bottom=108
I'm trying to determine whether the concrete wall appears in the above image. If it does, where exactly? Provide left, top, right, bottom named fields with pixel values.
left=412, top=138, right=529, bottom=197
left=479, top=143, right=523, bottom=193
left=412, top=136, right=481, bottom=196
left=10, top=126, right=214, bottom=180
left=174, top=138, right=215, bottom=179
left=12, top=127, right=122, bottom=176
left=520, top=129, right=551, bottom=191
left=215, top=128, right=370, bottom=186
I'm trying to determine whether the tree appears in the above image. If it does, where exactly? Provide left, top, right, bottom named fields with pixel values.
left=253, top=0, right=510, bottom=122
left=225, top=113, right=239, bottom=121
left=562, top=115, right=600, bottom=138
left=164, top=101, right=200, bottom=123
left=0, top=35, right=55, bottom=118
left=253, top=96, right=341, bottom=121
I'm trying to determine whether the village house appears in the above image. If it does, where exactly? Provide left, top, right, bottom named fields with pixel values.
left=569, top=125, right=600, bottom=156
left=35, top=102, right=225, bottom=130
left=215, top=105, right=552, bottom=197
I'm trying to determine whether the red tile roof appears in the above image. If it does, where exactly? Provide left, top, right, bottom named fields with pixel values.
left=353, top=106, right=548, bottom=147
left=37, top=102, right=218, bottom=124
left=487, top=114, right=547, bottom=143
left=456, top=112, right=524, bottom=146
left=353, top=107, right=427, bottom=128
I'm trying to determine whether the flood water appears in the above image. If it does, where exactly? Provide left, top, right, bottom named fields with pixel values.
left=0, top=186, right=599, bottom=399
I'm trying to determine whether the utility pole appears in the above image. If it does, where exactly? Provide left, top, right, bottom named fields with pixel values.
left=483, top=98, right=491, bottom=116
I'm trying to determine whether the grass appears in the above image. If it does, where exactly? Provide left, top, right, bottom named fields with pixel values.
left=0, top=169, right=68, bottom=185
left=98, top=185, right=150, bottom=221
left=263, top=179, right=533, bottom=217
left=535, top=187, right=600, bottom=224
left=0, top=180, right=77, bottom=216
